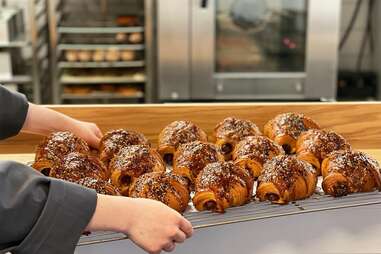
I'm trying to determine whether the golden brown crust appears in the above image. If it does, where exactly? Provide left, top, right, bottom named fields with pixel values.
left=193, top=161, right=254, bottom=213
left=99, top=129, right=150, bottom=168
left=296, top=129, right=351, bottom=174
left=109, top=145, right=165, bottom=196
left=321, top=150, right=381, bottom=197
left=51, top=152, right=109, bottom=182
left=129, top=172, right=190, bottom=213
left=233, top=135, right=285, bottom=178
left=158, top=121, right=208, bottom=163
left=264, top=113, right=320, bottom=154
left=32, top=131, right=90, bottom=175
left=75, top=177, right=121, bottom=196
left=173, top=141, right=224, bottom=185
left=256, top=155, right=317, bottom=204
left=213, top=117, right=262, bottom=160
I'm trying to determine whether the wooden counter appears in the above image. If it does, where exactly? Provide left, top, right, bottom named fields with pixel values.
left=0, top=102, right=380, bottom=153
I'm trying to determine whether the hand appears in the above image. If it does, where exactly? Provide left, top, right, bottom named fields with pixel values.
left=86, top=195, right=193, bottom=254
left=124, top=198, right=193, bottom=253
left=71, top=120, right=103, bottom=149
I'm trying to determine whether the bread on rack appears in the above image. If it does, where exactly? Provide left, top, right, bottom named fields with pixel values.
left=232, top=135, right=285, bottom=178
left=33, top=131, right=90, bottom=176
left=109, top=145, right=165, bottom=196
left=78, top=50, right=92, bottom=62
left=213, top=117, right=262, bottom=160
left=193, top=161, right=254, bottom=213
left=99, top=129, right=150, bottom=168
left=129, top=32, right=143, bottom=44
left=321, top=150, right=381, bottom=197
left=256, top=155, right=317, bottom=204
left=65, top=50, right=78, bottom=62
left=264, top=112, right=320, bottom=154
left=105, top=48, right=120, bottom=62
left=296, top=129, right=351, bottom=175
left=158, top=120, right=208, bottom=164
left=75, top=177, right=120, bottom=195
left=50, top=152, right=109, bottom=181
left=129, top=172, right=190, bottom=213
left=173, top=141, right=224, bottom=186
left=120, top=50, right=135, bottom=61
left=92, top=49, right=106, bottom=62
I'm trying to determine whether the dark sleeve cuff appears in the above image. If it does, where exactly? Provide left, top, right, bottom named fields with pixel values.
left=14, top=179, right=98, bottom=254
left=0, top=86, right=29, bottom=139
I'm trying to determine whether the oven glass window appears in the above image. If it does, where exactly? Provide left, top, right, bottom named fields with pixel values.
left=216, top=0, right=307, bottom=72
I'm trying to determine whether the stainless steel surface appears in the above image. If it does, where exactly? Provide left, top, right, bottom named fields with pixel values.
left=157, top=0, right=191, bottom=100
left=57, top=44, right=145, bottom=51
left=48, top=0, right=60, bottom=103
left=190, top=0, right=215, bottom=99
left=0, top=75, right=32, bottom=84
left=144, top=0, right=155, bottom=103
left=58, top=26, right=144, bottom=34
left=304, top=0, right=341, bottom=100
left=157, top=0, right=341, bottom=101
left=77, top=191, right=381, bottom=247
left=60, top=77, right=145, bottom=85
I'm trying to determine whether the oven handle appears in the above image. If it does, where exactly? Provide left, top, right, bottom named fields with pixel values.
left=201, top=0, right=208, bottom=8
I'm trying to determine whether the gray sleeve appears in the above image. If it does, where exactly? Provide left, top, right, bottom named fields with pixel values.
left=0, top=86, right=29, bottom=140
left=0, top=161, right=97, bottom=254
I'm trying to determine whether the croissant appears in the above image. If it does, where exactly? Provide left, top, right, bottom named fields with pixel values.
left=256, top=155, right=317, bottom=204
left=296, top=129, right=351, bottom=175
left=173, top=141, right=224, bottom=186
left=129, top=172, right=190, bottom=213
left=233, top=135, right=285, bottom=178
left=158, top=120, right=207, bottom=164
left=264, top=112, right=320, bottom=154
left=32, top=131, right=90, bottom=176
left=109, top=145, right=165, bottom=196
left=193, top=161, right=254, bottom=213
left=321, top=150, right=381, bottom=197
left=75, top=177, right=121, bottom=196
left=213, top=117, right=262, bottom=160
left=99, top=129, right=150, bottom=168
left=50, top=152, right=109, bottom=181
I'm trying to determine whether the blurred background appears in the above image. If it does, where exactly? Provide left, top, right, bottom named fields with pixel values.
left=0, top=0, right=378, bottom=104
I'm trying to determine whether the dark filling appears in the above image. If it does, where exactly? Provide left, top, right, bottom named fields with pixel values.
left=221, top=143, right=233, bottom=155
left=204, top=200, right=217, bottom=210
left=163, top=153, right=174, bottom=165
left=120, top=175, right=131, bottom=186
left=41, top=168, right=51, bottom=176
left=282, top=144, right=292, bottom=154
left=333, top=182, right=348, bottom=197
left=266, top=193, right=280, bottom=202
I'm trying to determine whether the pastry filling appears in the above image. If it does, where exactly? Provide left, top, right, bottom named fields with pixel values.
left=282, top=144, right=292, bottom=154
left=221, top=143, right=233, bottom=155
left=204, top=200, right=217, bottom=210
left=120, top=175, right=131, bottom=186
left=41, top=168, right=51, bottom=176
left=163, top=153, right=174, bottom=164
left=332, top=182, right=348, bottom=197
left=265, top=193, right=280, bottom=202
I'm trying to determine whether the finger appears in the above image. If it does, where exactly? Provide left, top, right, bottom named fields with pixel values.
left=162, top=242, right=176, bottom=252
left=93, top=125, right=103, bottom=139
left=179, top=218, right=193, bottom=238
left=173, top=229, right=186, bottom=243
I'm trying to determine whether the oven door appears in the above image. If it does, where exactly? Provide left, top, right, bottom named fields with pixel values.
left=191, top=0, right=341, bottom=101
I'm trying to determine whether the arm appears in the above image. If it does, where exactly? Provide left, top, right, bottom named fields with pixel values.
left=0, top=85, right=102, bottom=148
left=22, top=103, right=103, bottom=148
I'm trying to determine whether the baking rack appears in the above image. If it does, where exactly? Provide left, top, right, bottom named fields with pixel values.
left=77, top=191, right=381, bottom=246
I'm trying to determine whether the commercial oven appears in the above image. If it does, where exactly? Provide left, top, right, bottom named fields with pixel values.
left=157, top=0, right=341, bottom=101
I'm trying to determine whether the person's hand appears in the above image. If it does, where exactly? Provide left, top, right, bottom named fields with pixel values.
left=71, top=120, right=103, bottom=149
left=86, top=195, right=193, bottom=254
left=124, top=198, right=193, bottom=253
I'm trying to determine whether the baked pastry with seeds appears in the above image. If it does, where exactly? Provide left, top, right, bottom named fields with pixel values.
left=158, top=120, right=207, bottom=164
left=129, top=172, right=190, bottom=213
left=76, top=177, right=120, bottom=196
left=213, top=117, right=262, bottom=160
left=321, top=150, right=381, bottom=197
left=296, top=129, right=351, bottom=175
left=109, top=145, right=165, bottom=196
left=264, top=112, right=320, bottom=154
left=256, top=155, right=318, bottom=204
left=193, top=161, right=254, bottom=213
left=233, top=135, right=285, bottom=178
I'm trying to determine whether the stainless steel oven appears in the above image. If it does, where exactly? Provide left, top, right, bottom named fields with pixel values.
left=157, top=0, right=341, bottom=101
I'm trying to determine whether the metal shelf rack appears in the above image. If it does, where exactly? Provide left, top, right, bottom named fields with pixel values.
left=0, top=0, right=50, bottom=103
left=48, top=0, right=154, bottom=104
